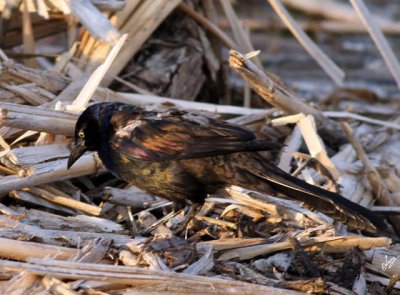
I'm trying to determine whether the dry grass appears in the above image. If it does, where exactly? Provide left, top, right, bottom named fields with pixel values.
left=0, top=1, right=399, bottom=294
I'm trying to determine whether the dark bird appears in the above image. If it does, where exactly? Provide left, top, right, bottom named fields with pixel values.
left=68, top=102, right=385, bottom=233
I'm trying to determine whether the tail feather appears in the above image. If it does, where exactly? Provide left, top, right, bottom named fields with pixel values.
left=250, top=161, right=385, bottom=233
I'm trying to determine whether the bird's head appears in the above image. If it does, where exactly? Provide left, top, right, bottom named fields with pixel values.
left=67, top=103, right=119, bottom=169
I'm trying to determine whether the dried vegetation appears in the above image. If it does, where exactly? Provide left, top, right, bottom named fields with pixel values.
left=0, top=0, right=399, bottom=294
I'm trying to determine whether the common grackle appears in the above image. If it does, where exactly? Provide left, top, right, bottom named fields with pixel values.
left=68, top=102, right=385, bottom=233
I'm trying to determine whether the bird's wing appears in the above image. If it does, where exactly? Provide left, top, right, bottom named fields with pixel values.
left=109, top=108, right=281, bottom=161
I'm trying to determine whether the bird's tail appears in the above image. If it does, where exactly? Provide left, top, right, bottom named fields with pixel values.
left=243, top=157, right=386, bottom=233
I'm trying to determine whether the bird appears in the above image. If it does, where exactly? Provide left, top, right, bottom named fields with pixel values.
left=67, top=102, right=386, bottom=233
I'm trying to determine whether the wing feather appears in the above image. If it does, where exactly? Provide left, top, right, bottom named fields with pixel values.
left=110, top=108, right=281, bottom=161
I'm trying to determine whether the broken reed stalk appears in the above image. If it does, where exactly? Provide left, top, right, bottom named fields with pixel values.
left=273, top=113, right=340, bottom=179
left=16, top=207, right=123, bottom=233
left=22, top=0, right=37, bottom=68
left=228, top=49, right=346, bottom=145
left=268, top=0, right=345, bottom=86
left=116, top=92, right=267, bottom=115
left=198, top=237, right=267, bottom=251
left=71, top=34, right=128, bottom=109
left=1, top=83, right=51, bottom=105
left=220, top=0, right=261, bottom=68
left=349, top=0, right=400, bottom=89
left=0, top=237, right=75, bottom=262
left=10, top=190, right=77, bottom=215
left=0, top=153, right=101, bottom=194
left=26, top=187, right=102, bottom=216
left=341, top=122, right=400, bottom=234
left=179, top=2, right=236, bottom=49
left=218, top=236, right=391, bottom=261
left=324, top=111, right=400, bottom=131
left=0, top=144, right=71, bottom=166
left=0, top=215, right=143, bottom=248
left=74, top=0, right=141, bottom=70
left=0, top=258, right=306, bottom=295
left=0, top=102, right=77, bottom=136
left=2, top=61, right=68, bottom=93
left=69, top=0, right=120, bottom=43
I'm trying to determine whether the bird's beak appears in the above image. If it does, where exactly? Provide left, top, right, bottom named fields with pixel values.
left=67, top=140, right=88, bottom=169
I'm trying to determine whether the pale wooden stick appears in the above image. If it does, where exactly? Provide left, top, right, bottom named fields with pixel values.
left=3, top=61, right=68, bottom=93
left=71, top=34, right=128, bottom=109
left=69, top=0, right=120, bottom=43
left=29, top=208, right=122, bottom=232
left=22, top=0, right=37, bottom=68
left=0, top=102, right=77, bottom=120
left=1, top=83, right=49, bottom=105
left=371, top=206, right=400, bottom=213
left=278, top=125, right=302, bottom=172
left=196, top=216, right=237, bottom=229
left=0, top=215, right=143, bottom=248
left=218, top=236, right=390, bottom=261
left=268, top=0, right=344, bottom=86
left=0, top=237, right=75, bottom=262
left=10, top=190, right=77, bottom=215
left=198, top=237, right=267, bottom=251
left=116, top=92, right=268, bottom=115
left=0, top=144, right=70, bottom=166
left=17, top=208, right=123, bottom=233
left=349, top=0, right=400, bottom=88
left=26, top=187, right=102, bottom=216
left=91, top=0, right=126, bottom=11
left=320, top=20, right=400, bottom=34
left=0, top=102, right=77, bottom=136
left=297, top=114, right=339, bottom=179
left=0, top=153, right=101, bottom=194
left=324, top=111, right=400, bottom=131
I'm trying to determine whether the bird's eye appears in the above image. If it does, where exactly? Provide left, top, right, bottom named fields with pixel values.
left=78, top=131, right=85, bottom=138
